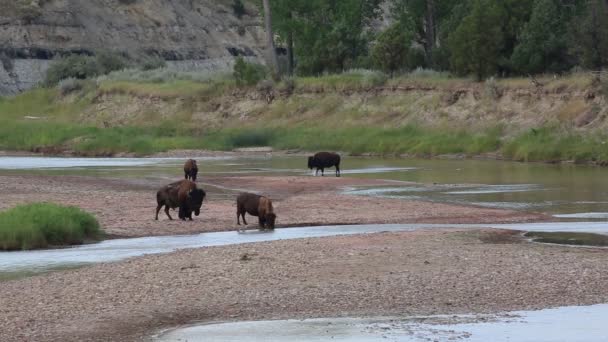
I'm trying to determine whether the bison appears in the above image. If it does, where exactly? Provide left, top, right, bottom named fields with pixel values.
left=308, top=152, right=341, bottom=177
left=236, top=192, right=276, bottom=230
left=184, top=159, right=198, bottom=182
left=155, top=180, right=206, bottom=221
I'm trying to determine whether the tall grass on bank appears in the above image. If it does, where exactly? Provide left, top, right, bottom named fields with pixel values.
left=0, top=203, right=102, bottom=251
left=503, top=127, right=608, bottom=163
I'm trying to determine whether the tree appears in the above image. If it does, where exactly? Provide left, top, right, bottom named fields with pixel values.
left=448, top=0, right=504, bottom=81
left=511, top=0, right=571, bottom=74
left=270, top=0, right=382, bottom=75
left=262, top=0, right=280, bottom=77
left=371, top=23, right=415, bottom=75
left=391, top=0, right=460, bottom=67
left=571, top=0, right=608, bottom=70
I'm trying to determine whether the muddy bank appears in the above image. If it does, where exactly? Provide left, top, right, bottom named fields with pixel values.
left=0, top=174, right=547, bottom=238
left=2, top=229, right=608, bottom=341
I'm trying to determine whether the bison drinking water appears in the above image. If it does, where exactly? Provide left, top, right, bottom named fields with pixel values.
left=155, top=180, right=206, bottom=221
left=236, top=192, right=276, bottom=230
left=308, top=152, right=341, bottom=177
left=184, top=159, right=199, bottom=182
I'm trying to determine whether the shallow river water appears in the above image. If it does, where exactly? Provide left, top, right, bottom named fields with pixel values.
left=2, top=156, right=608, bottom=340
left=2, top=155, right=608, bottom=216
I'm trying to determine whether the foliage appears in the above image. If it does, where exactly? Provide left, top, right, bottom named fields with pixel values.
left=371, top=23, right=414, bottom=75
left=571, top=0, right=608, bottom=70
left=448, top=0, right=504, bottom=81
left=138, top=55, right=167, bottom=71
left=44, top=51, right=127, bottom=86
left=511, top=0, right=572, bottom=74
left=233, top=57, right=267, bottom=86
left=0, top=203, right=101, bottom=251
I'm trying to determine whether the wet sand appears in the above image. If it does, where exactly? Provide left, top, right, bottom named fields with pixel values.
left=0, top=174, right=546, bottom=238
left=1, top=229, right=608, bottom=341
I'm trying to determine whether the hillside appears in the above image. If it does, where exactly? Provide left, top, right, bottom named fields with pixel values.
left=1, top=71, right=607, bottom=164
left=0, top=0, right=266, bottom=95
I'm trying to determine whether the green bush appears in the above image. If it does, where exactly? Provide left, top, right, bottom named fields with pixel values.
left=45, top=51, right=127, bottom=86
left=227, top=129, right=275, bottom=147
left=233, top=57, right=267, bottom=86
left=139, top=55, right=167, bottom=71
left=0, top=203, right=102, bottom=251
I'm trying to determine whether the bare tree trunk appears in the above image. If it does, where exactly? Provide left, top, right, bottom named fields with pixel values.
left=262, top=0, right=280, bottom=76
left=287, top=11, right=294, bottom=75
left=424, top=0, right=436, bottom=66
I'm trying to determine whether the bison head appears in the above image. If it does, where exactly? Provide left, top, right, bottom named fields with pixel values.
left=265, top=212, right=276, bottom=229
left=307, top=156, right=314, bottom=169
left=187, top=188, right=205, bottom=216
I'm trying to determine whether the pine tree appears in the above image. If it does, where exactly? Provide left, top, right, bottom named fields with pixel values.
left=448, top=0, right=504, bottom=81
left=511, top=0, right=571, bottom=74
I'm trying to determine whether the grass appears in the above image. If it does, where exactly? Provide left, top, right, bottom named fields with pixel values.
left=524, top=231, right=608, bottom=247
left=0, top=203, right=102, bottom=251
left=503, top=127, right=608, bottom=163
left=0, top=70, right=605, bottom=162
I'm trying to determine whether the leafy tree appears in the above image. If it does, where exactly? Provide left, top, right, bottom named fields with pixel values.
left=270, top=0, right=382, bottom=75
left=571, top=0, right=608, bottom=70
left=391, top=0, right=460, bottom=67
left=511, top=0, right=571, bottom=74
left=233, top=57, right=267, bottom=86
left=371, top=23, right=415, bottom=75
left=448, top=0, right=503, bottom=81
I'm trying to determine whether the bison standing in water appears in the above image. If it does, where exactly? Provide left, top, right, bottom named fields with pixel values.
left=236, top=192, right=276, bottom=230
left=308, top=152, right=341, bottom=177
left=155, top=180, right=206, bottom=221
left=184, top=159, right=198, bottom=182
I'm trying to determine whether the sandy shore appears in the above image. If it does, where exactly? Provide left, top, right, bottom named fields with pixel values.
left=1, top=229, right=608, bottom=341
left=0, top=174, right=546, bottom=238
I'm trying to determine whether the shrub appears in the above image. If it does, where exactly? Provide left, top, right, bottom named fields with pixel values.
left=45, top=51, right=127, bottom=86
left=44, top=55, right=99, bottom=86
left=232, top=0, right=246, bottom=18
left=57, top=78, right=84, bottom=96
left=233, top=57, right=267, bottom=86
left=95, top=50, right=128, bottom=74
left=0, top=203, right=102, bottom=250
left=139, top=55, right=167, bottom=71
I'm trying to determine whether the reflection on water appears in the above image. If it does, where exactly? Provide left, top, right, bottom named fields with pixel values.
left=1, top=155, right=608, bottom=215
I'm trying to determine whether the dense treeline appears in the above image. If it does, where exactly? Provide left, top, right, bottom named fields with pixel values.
left=262, top=0, right=608, bottom=80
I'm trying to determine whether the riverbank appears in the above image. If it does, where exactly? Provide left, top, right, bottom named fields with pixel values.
left=0, top=174, right=546, bottom=238
left=1, top=72, right=607, bottom=163
left=2, top=229, right=607, bottom=341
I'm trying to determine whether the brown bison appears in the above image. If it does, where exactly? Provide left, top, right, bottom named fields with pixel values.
left=184, top=159, right=198, bottom=182
left=236, top=192, right=276, bottom=230
left=308, top=152, right=341, bottom=177
left=155, top=180, right=206, bottom=221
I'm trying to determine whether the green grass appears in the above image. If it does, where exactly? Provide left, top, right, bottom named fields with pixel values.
left=524, top=231, right=608, bottom=247
left=503, top=127, right=608, bottom=163
left=0, top=203, right=102, bottom=251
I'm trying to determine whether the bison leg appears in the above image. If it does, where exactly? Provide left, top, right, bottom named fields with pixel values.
left=237, top=209, right=241, bottom=225
left=321, top=168, right=325, bottom=176
left=258, top=216, right=265, bottom=229
left=335, top=164, right=340, bottom=177
left=242, top=212, right=248, bottom=225
left=178, top=206, right=186, bottom=221
left=155, top=204, right=162, bottom=220
left=164, top=205, right=173, bottom=220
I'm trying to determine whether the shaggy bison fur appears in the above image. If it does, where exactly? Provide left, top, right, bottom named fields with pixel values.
left=184, top=159, right=199, bottom=182
left=236, top=192, right=276, bottom=230
left=308, top=152, right=341, bottom=177
left=155, top=180, right=206, bottom=221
